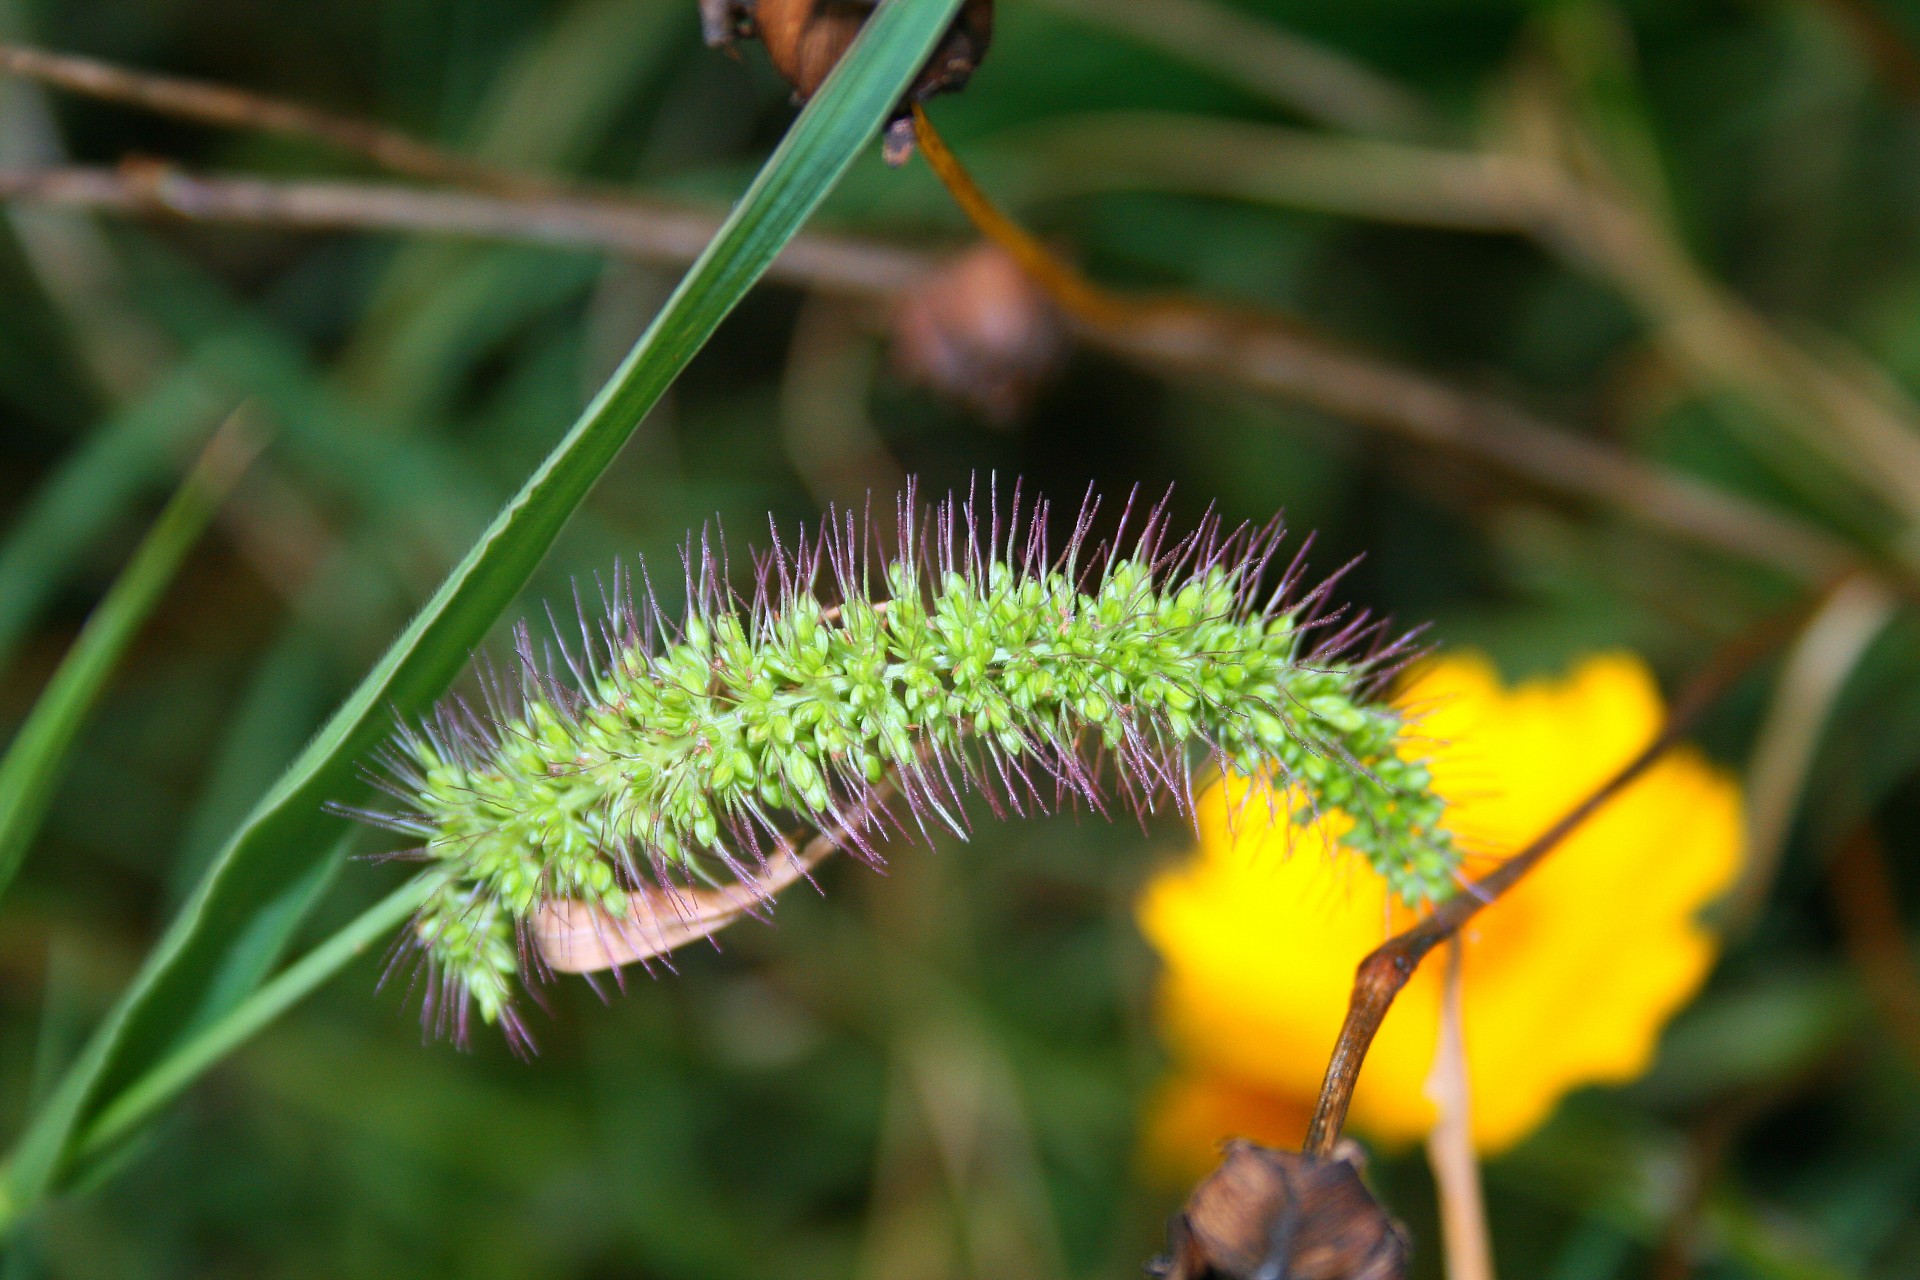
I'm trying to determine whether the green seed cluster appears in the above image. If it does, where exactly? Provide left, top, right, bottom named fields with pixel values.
left=379, top=531, right=1456, bottom=1039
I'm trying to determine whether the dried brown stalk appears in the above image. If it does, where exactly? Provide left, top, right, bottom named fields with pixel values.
left=0, top=33, right=1893, bottom=599
left=1093, top=313, right=1861, bottom=585
left=1299, top=612, right=1799, bottom=1156
left=1424, top=940, right=1494, bottom=1280
left=0, top=164, right=934, bottom=296
left=0, top=156, right=1860, bottom=593
left=905, top=106, right=1871, bottom=588
left=0, top=40, right=544, bottom=195
left=1732, top=574, right=1898, bottom=929
left=965, top=104, right=1920, bottom=526
left=0, top=18, right=1879, bottom=596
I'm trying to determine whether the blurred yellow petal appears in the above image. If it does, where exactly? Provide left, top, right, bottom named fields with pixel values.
left=1139, top=652, right=1744, bottom=1164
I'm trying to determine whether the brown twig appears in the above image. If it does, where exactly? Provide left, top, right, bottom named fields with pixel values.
left=1298, top=611, right=1802, bottom=1157
left=906, top=105, right=1870, bottom=589
left=0, top=37, right=1877, bottom=592
left=1498, top=64, right=1920, bottom=526
left=966, top=105, right=1920, bottom=525
left=0, top=157, right=1871, bottom=588
left=0, top=40, right=541, bottom=195
left=0, top=164, right=934, bottom=297
left=2, top=34, right=1905, bottom=590
left=0, top=150, right=1880, bottom=590
left=1092, top=313, right=1863, bottom=587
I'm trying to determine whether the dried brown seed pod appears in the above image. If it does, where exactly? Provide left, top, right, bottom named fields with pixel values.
left=1148, top=1140, right=1409, bottom=1280
left=701, top=0, right=992, bottom=162
left=889, top=242, right=1062, bottom=422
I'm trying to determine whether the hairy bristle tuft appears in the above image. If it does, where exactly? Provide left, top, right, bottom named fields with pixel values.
left=349, top=480, right=1457, bottom=1043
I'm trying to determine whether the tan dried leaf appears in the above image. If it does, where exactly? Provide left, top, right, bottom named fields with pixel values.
left=535, top=840, right=834, bottom=973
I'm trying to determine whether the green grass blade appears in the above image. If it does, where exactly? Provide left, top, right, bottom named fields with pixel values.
left=0, top=413, right=261, bottom=909
left=0, top=0, right=962, bottom=1230
left=70, top=870, right=435, bottom=1171
left=0, top=367, right=232, bottom=677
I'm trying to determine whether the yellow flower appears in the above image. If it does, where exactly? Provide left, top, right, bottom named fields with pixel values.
left=1137, top=652, right=1744, bottom=1169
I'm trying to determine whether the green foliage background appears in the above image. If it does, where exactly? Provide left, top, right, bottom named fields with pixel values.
left=0, top=0, right=1917, bottom=1276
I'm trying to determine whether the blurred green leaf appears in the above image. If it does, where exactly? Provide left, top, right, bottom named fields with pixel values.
left=117, top=249, right=503, bottom=554
left=0, top=368, right=232, bottom=677
left=68, top=867, right=431, bottom=1168
left=0, top=0, right=966, bottom=1232
left=0, top=412, right=258, bottom=910
left=1638, top=964, right=1867, bottom=1110
left=343, top=0, right=693, bottom=420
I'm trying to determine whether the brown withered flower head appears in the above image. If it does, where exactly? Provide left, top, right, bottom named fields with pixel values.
left=890, top=242, right=1062, bottom=422
left=701, top=0, right=993, bottom=162
left=1148, top=1141, right=1409, bottom=1280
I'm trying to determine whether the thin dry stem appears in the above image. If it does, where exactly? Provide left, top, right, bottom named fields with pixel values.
left=965, top=102, right=1920, bottom=528
left=0, top=155, right=1859, bottom=593
left=0, top=38, right=1892, bottom=598
left=1424, top=938, right=1494, bottom=1280
left=1731, top=574, right=1897, bottom=929
left=6, top=31, right=1908, bottom=581
left=0, top=165, right=933, bottom=296
left=1500, top=62, right=1920, bottom=527
left=1300, top=607, right=1800, bottom=1156
left=906, top=106, right=1870, bottom=589
left=0, top=39, right=541, bottom=195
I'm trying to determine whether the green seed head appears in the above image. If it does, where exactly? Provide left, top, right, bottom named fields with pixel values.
left=348, top=483, right=1458, bottom=1048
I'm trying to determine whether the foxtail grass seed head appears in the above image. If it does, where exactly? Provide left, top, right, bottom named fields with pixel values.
left=344, top=482, right=1457, bottom=1049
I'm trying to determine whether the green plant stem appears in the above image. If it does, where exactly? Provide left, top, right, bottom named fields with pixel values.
left=0, top=409, right=262, bottom=908
left=70, top=874, right=435, bottom=1171
left=0, top=869, right=430, bottom=1238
